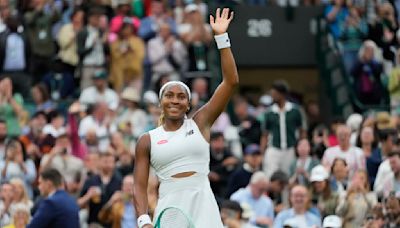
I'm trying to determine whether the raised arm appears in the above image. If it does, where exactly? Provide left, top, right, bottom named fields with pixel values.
left=133, top=134, right=152, bottom=228
left=193, top=8, right=239, bottom=138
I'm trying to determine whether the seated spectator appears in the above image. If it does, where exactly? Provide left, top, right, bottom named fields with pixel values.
left=356, top=126, right=381, bottom=188
left=0, top=15, right=31, bottom=98
left=56, top=8, right=85, bottom=98
left=189, top=77, right=210, bottom=113
left=311, top=125, right=329, bottom=160
left=322, top=125, right=365, bottom=178
left=351, top=40, right=385, bottom=106
left=116, top=151, right=134, bottom=177
left=336, top=170, right=377, bottom=228
left=116, top=87, right=147, bottom=139
left=98, top=175, right=136, bottom=228
left=178, top=4, right=212, bottom=73
left=148, top=22, right=187, bottom=83
left=3, top=203, right=31, bottom=228
left=329, top=158, right=349, bottom=194
left=30, top=84, right=55, bottom=113
left=325, top=0, right=349, bottom=39
left=289, top=138, right=320, bottom=186
left=266, top=170, right=289, bottom=215
left=374, top=129, right=397, bottom=193
left=40, top=134, right=84, bottom=194
left=230, top=172, right=274, bottom=227
left=0, top=182, right=15, bottom=226
left=79, top=69, right=119, bottom=111
left=209, top=132, right=238, bottom=200
left=109, top=0, right=140, bottom=41
left=77, top=7, right=108, bottom=90
left=78, top=152, right=122, bottom=227
left=381, top=150, right=400, bottom=197
left=220, top=200, right=257, bottom=228
left=226, top=144, right=263, bottom=198
left=28, top=169, right=80, bottom=228
left=309, top=165, right=339, bottom=218
left=110, top=21, right=145, bottom=93
left=0, top=78, right=28, bottom=137
left=0, top=138, right=36, bottom=198
left=42, top=111, right=66, bottom=138
left=9, top=178, right=33, bottom=210
left=78, top=102, right=117, bottom=152
left=273, top=185, right=321, bottom=228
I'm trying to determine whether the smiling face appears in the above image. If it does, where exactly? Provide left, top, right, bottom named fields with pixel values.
left=160, top=84, right=190, bottom=121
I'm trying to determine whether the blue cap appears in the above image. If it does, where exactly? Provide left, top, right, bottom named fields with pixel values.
left=244, top=144, right=261, bottom=155
left=92, top=70, right=108, bottom=80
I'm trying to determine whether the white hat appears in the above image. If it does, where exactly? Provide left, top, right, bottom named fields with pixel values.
left=323, top=215, right=342, bottom=228
left=143, top=90, right=159, bottom=104
left=310, top=165, right=329, bottom=182
left=184, top=4, right=199, bottom=13
left=283, top=218, right=298, bottom=228
left=259, top=95, right=273, bottom=106
left=121, top=87, right=140, bottom=102
left=346, top=113, right=363, bottom=131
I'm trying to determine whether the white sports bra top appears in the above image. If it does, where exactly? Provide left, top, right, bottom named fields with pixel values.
left=148, top=119, right=210, bottom=181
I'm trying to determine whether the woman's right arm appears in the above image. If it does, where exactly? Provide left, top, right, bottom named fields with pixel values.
left=133, top=133, right=153, bottom=228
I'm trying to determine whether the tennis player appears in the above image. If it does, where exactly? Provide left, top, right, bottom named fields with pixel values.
left=133, top=7, right=238, bottom=228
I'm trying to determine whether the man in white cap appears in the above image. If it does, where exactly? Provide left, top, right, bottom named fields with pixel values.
left=322, top=215, right=342, bottom=228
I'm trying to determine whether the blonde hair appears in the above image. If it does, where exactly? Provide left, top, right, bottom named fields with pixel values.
left=10, top=178, right=31, bottom=205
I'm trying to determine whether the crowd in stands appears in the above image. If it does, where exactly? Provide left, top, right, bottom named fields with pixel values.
left=0, top=0, right=398, bottom=228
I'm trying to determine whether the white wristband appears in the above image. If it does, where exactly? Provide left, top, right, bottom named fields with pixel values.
left=137, top=214, right=152, bottom=228
left=214, top=32, right=231, bottom=49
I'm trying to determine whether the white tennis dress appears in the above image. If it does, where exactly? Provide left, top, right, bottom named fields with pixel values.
left=149, top=118, right=224, bottom=227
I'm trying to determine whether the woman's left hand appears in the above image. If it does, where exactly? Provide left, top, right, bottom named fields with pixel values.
left=210, top=8, right=234, bottom=35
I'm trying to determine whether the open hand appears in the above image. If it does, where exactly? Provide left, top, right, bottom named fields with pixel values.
left=210, top=8, right=234, bottom=35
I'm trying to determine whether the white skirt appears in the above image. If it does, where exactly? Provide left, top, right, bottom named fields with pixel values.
left=154, top=173, right=224, bottom=228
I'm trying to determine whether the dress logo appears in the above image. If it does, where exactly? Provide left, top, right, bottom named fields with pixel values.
left=186, top=130, right=194, bottom=137
left=157, top=140, right=168, bottom=144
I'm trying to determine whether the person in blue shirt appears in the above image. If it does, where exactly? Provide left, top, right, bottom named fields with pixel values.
left=274, top=185, right=321, bottom=228
left=230, top=171, right=274, bottom=227
left=325, top=0, right=349, bottom=39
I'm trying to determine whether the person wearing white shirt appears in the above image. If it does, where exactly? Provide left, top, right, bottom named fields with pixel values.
left=322, top=125, right=365, bottom=178
left=79, top=70, right=119, bottom=111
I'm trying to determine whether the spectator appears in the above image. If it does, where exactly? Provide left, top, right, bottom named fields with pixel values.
left=336, top=170, right=377, bottom=228
left=233, top=97, right=262, bottom=150
left=116, top=151, right=133, bottom=177
left=351, top=40, right=385, bottom=106
left=98, top=175, right=136, bottom=228
left=325, top=0, right=349, bottom=39
left=0, top=138, right=36, bottom=198
left=109, top=131, right=130, bottom=157
left=262, top=80, right=306, bottom=178
left=28, top=168, right=80, bottom=228
left=79, top=69, right=119, bottom=111
left=0, top=15, right=31, bottom=98
left=322, top=125, right=365, bottom=177
left=42, top=110, right=66, bottom=138
left=346, top=113, right=363, bottom=146
left=356, top=126, right=381, bottom=188
left=77, top=7, right=108, bottom=90
left=230, top=171, right=274, bottom=227
left=374, top=129, right=397, bottom=193
left=220, top=200, right=257, bottom=228
left=329, top=158, right=349, bottom=194
left=24, top=0, right=59, bottom=83
left=110, top=21, right=145, bottom=93
left=0, top=78, right=28, bottom=137
left=56, top=8, right=85, bottom=98
left=116, top=87, right=147, bottom=139
left=209, top=131, right=238, bottom=199
left=226, top=144, right=263, bottom=198
left=381, top=150, right=400, bottom=197
left=30, top=83, right=55, bottom=113
left=40, top=134, right=84, bottom=195
left=0, top=182, right=14, bottom=226
left=309, top=165, right=339, bottom=218
left=0, top=119, right=7, bottom=159
left=273, top=185, right=321, bottom=228
left=147, top=22, right=187, bottom=83
left=311, top=125, right=329, bottom=160
left=9, top=178, right=32, bottom=210
left=189, top=77, right=209, bottom=112
left=289, top=138, right=320, bottom=186
left=267, top=170, right=289, bottom=215
left=78, top=152, right=122, bottom=227
left=3, top=203, right=31, bottom=228
left=178, top=4, right=212, bottom=73
left=109, top=0, right=141, bottom=42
